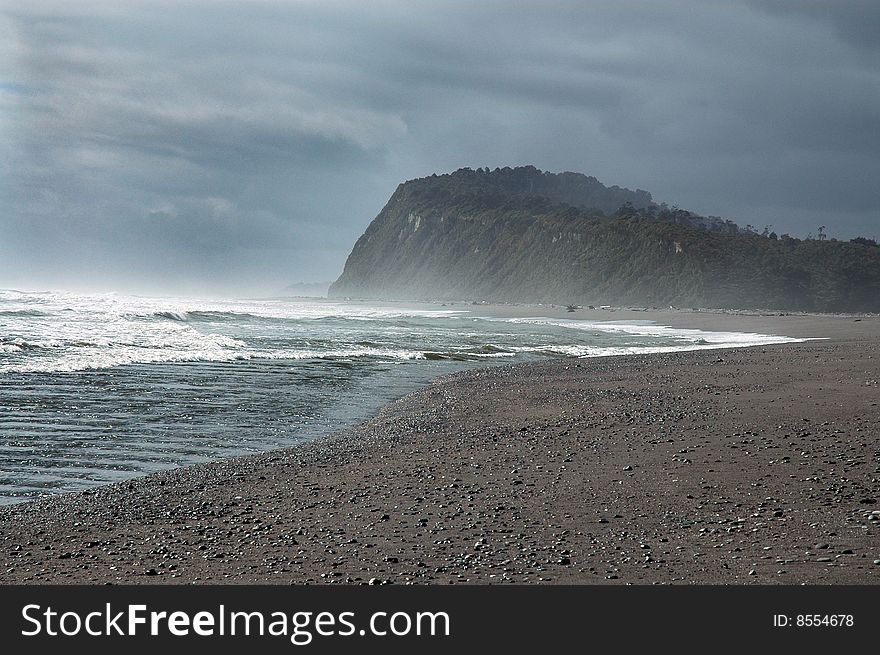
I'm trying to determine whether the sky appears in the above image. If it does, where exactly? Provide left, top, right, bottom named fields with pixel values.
left=2, top=0, right=879, bottom=296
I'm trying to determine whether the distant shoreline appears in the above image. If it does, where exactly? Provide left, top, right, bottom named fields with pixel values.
left=1, top=311, right=878, bottom=584
left=319, top=297, right=877, bottom=339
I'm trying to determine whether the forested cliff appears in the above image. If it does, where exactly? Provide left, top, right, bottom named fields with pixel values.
left=329, top=167, right=880, bottom=312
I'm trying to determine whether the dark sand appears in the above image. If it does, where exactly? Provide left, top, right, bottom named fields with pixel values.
left=1, top=311, right=879, bottom=584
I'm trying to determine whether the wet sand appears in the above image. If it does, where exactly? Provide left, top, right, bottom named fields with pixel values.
left=1, top=311, right=878, bottom=584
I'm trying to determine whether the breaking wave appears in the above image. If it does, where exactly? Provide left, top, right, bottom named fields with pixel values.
left=0, top=291, right=807, bottom=374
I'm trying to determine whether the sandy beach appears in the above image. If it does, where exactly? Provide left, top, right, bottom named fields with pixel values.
left=1, top=309, right=878, bottom=584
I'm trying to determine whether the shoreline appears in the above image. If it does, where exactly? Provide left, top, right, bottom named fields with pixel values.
left=1, top=312, right=878, bottom=584
left=321, top=298, right=878, bottom=340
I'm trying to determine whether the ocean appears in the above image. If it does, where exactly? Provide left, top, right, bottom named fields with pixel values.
left=0, top=289, right=803, bottom=504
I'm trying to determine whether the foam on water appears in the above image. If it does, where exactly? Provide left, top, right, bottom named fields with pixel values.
left=500, top=317, right=806, bottom=351
left=0, top=291, right=479, bottom=373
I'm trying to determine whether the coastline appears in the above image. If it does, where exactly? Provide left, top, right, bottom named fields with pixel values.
left=1, top=310, right=878, bottom=584
left=326, top=298, right=877, bottom=339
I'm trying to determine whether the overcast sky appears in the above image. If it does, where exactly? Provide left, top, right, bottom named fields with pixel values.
left=2, top=0, right=879, bottom=295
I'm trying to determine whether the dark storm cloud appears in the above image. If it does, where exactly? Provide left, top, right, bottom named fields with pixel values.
left=749, top=0, right=880, bottom=52
left=2, top=1, right=878, bottom=294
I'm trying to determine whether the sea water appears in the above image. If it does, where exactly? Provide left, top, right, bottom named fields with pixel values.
left=0, top=289, right=804, bottom=504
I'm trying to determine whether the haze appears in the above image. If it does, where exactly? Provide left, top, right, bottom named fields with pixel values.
left=2, top=0, right=878, bottom=295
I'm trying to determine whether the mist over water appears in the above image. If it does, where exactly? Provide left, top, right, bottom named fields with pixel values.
left=0, top=290, right=804, bottom=504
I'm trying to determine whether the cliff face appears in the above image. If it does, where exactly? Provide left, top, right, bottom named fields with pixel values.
left=329, top=167, right=880, bottom=312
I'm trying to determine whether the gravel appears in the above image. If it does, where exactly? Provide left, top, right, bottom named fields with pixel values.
left=1, top=334, right=879, bottom=585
